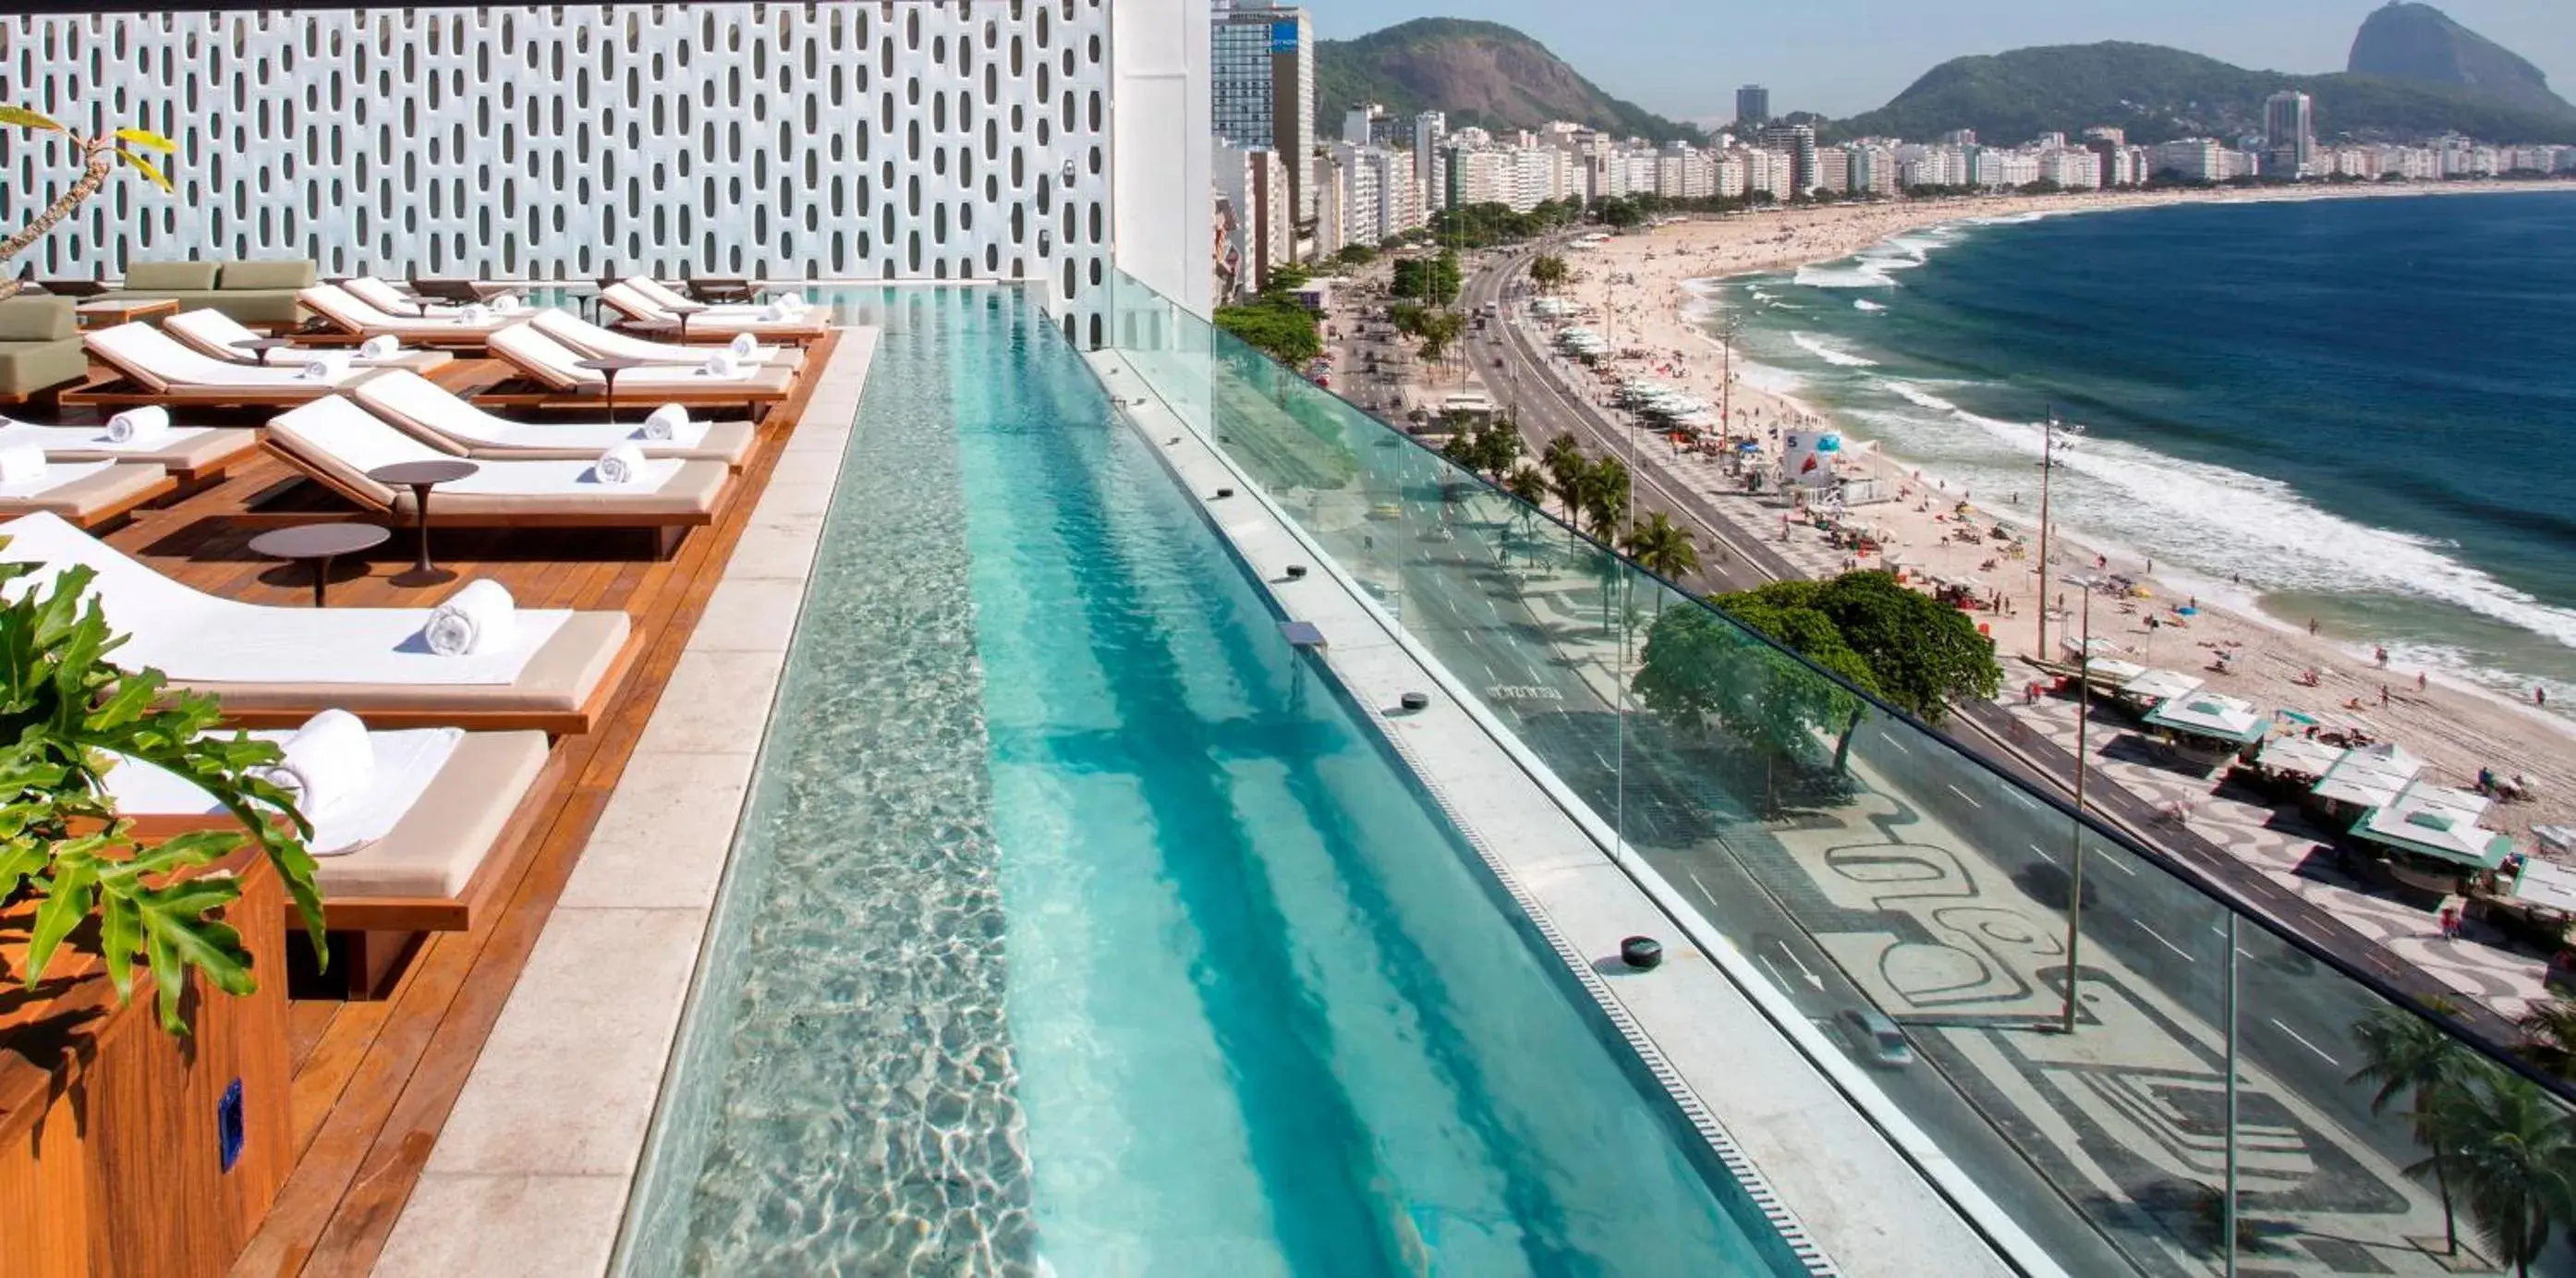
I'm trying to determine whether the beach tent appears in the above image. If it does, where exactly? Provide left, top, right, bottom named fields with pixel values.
left=2311, top=741, right=2425, bottom=811
left=2511, top=859, right=2576, bottom=914
left=2255, top=735, right=2345, bottom=782
left=2117, top=668, right=2203, bottom=712
left=2351, top=780, right=2511, bottom=871
left=2144, top=691, right=2267, bottom=746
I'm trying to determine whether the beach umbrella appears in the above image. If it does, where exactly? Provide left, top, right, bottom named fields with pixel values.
left=2278, top=709, right=2320, bottom=725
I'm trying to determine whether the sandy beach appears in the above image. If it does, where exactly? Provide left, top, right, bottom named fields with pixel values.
left=1541, top=185, right=2576, bottom=849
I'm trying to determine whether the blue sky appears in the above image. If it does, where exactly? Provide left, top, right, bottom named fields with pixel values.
left=1297, top=0, right=2576, bottom=123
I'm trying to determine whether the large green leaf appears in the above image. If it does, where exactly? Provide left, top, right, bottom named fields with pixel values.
left=111, top=127, right=176, bottom=152
left=0, top=105, right=63, bottom=133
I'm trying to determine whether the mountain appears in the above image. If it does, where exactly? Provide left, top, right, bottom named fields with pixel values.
left=1830, top=40, right=2576, bottom=147
left=1314, top=18, right=1701, bottom=143
left=2348, top=3, right=2573, bottom=117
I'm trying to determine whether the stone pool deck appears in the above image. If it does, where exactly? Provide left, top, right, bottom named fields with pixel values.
left=1088, top=349, right=2036, bottom=1278
left=371, top=330, right=880, bottom=1277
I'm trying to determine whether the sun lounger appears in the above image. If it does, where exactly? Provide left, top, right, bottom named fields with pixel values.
left=339, top=275, right=468, bottom=318
left=0, top=414, right=258, bottom=481
left=295, top=283, right=525, bottom=347
left=0, top=458, right=173, bottom=529
left=0, top=511, right=637, bottom=732
left=623, top=274, right=818, bottom=315
left=347, top=369, right=755, bottom=468
left=68, top=321, right=372, bottom=408
left=264, top=396, right=729, bottom=549
left=164, top=308, right=455, bottom=374
left=484, top=322, right=796, bottom=409
left=105, top=720, right=552, bottom=928
left=527, top=308, right=803, bottom=371
left=598, top=281, right=831, bottom=343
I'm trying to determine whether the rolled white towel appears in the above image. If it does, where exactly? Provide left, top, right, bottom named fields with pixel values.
left=727, top=332, right=759, bottom=359
left=423, top=578, right=517, bottom=657
left=760, top=303, right=790, bottom=323
left=252, top=709, right=375, bottom=822
left=456, top=304, right=492, bottom=325
left=358, top=335, right=402, bottom=360
left=0, top=444, right=47, bottom=485
left=774, top=295, right=808, bottom=314
left=595, top=442, right=647, bottom=485
left=105, top=406, right=171, bottom=444
left=641, top=403, right=693, bottom=442
left=298, top=352, right=352, bottom=383
left=700, top=350, right=743, bottom=378
left=492, top=294, right=524, bottom=314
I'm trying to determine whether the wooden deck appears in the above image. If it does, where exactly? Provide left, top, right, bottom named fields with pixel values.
left=27, top=334, right=843, bottom=1276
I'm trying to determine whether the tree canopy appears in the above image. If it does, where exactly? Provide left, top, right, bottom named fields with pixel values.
left=1215, top=298, right=1320, bottom=368
left=1717, top=572, right=1999, bottom=723
left=1389, top=250, right=1463, bottom=306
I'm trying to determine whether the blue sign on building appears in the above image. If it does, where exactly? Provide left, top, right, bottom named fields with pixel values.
left=1270, top=20, right=1298, bottom=54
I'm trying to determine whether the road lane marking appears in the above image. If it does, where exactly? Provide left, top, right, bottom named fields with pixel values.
left=2028, top=843, right=2060, bottom=866
left=1946, top=785, right=1984, bottom=809
left=1881, top=735, right=1913, bottom=755
left=1687, top=870, right=1716, bottom=903
left=2134, top=922, right=2193, bottom=962
left=2271, top=1019, right=2340, bottom=1067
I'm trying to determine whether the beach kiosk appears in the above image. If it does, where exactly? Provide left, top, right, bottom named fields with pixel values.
left=2349, top=778, right=2513, bottom=896
left=2115, top=668, right=2204, bottom=718
left=2308, top=741, right=2425, bottom=826
left=2249, top=734, right=2346, bottom=798
left=2141, top=690, right=2269, bottom=770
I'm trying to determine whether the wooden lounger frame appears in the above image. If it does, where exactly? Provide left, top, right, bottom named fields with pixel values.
left=58, top=374, right=346, bottom=411
left=232, top=439, right=720, bottom=560
left=205, top=618, right=644, bottom=737
left=36, top=469, right=181, bottom=531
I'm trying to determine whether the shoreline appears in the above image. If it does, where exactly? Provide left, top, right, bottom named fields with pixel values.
left=1543, top=185, right=2576, bottom=846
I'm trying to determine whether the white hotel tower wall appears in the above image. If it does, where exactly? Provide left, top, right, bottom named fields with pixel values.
left=0, top=1, right=1211, bottom=338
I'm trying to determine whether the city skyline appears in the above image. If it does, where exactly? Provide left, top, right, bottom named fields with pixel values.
left=1294, top=0, right=2576, bottom=122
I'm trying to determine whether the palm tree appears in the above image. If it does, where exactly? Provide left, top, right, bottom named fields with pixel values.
left=2423, top=1064, right=2576, bottom=1275
left=1580, top=456, right=1630, bottom=543
left=1501, top=465, right=1549, bottom=566
left=2352, top=1002, right=2473, bottom=1257
left=2516, top=993, right=2576, bottom=1080
left=1542, top=433, right=1587, bottom=522
left=1621, top=512, right=1700, bottom=594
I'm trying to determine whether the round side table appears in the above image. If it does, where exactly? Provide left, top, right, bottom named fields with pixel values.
left=367, top=459, right=480, bottom=587
left=249, top=523, right=392, bottom=607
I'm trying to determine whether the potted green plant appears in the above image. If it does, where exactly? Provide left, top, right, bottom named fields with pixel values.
left=0, top=553, right=324, bottom=1033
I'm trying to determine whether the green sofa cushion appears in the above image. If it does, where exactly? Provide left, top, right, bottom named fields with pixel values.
left=124, top=261, right=220, bottom=290
left=219, top=260, right=316, bottom=290
left=0, top=338, right=89, bottom=398
left=0, top=297, right=76, bottom=342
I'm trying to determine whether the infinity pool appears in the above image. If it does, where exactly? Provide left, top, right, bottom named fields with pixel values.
left=616, top=288, right=1810, bottom=1275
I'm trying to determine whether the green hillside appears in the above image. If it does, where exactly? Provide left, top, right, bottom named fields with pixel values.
left=1315, top=18, right=1702, bottom=142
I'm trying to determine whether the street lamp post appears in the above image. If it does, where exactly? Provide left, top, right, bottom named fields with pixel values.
left=2059, top=571, right=2097, bottom=1035
left=2033, top=409, right=2083, bottom=661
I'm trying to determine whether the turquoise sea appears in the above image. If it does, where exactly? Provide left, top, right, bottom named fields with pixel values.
left=1706, top=189, right=2576, bottom=717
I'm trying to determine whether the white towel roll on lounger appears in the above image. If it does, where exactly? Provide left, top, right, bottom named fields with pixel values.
left=492, top=295, right=524, bottom=314
left=253, top=708, right=375, bottom=821
left=458, top=304, right=492, bottom=325
left=699, top=350, right=742, bottom=378
left=595, top=443, right=647, bottom=486
left=299, top=352, right=351, bottom=383
left=760, top=303, right=791, bottom=323
left=728, top=332, right=759, bottom=359
left=105, top=406, right=171, bottom=444
left=0, top=444, right=46, bottom=484
left=358, top=335, right=402, bottom=360
left=423, top=578, right=518, bottom=657
left=641, top=404, right=703, bottom=444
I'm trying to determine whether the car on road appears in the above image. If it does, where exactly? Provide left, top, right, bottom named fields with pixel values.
left=1835, top=1008, right=1915, bottom=1068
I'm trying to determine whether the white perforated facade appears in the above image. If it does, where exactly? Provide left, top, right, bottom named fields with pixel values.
left=0, top=2, right=1209, bottom=333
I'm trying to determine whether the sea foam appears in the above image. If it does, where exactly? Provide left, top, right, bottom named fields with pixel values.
left=1791, top=333, right=1879, bottom=368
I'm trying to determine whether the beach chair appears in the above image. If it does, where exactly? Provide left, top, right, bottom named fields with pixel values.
left=481, top=322, right=796, bottom=412
left=164, top=307, right=456, bottom=374
left=623, top=274, right=819, bottom=315
left=0, top=413, right=260, bottom=481
left=0, top=510, right=639, bottom=733
left=261, top=396, right=730, bottom=555
left=294, top=283, right=527, bottom=347
left=597, top=281, right=831, bottom=344
left=0, top=456, right=174, bottom=529
left=66, top=321, right=373, bottom=409
left=104, top=715, right=555, bottom=992
left=347, top=369, right=756, bottom=468
left=527, top=308, right=804, bottom=371
left=339, top=274, right=476, bottom=319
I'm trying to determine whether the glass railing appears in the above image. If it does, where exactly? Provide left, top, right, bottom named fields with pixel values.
left=1093, top=268, right=2576, bottom=1278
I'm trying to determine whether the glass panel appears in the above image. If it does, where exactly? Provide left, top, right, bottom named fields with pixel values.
left=1095, top=267, right=2576, bottom=1278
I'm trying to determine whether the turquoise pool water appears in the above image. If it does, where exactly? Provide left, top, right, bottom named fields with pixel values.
left=617, top=288, right=1808, bottom=1275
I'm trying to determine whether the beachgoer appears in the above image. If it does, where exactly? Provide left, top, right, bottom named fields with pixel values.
left=2375, top=646, right=2388, bottom=669
left=2417, top=672, right=2427, bottom=693
left=2439, top=906, right=2461, bottom=942
left=2307, top=617, right=2318, bottom=636
left=2379, top=684, right=2389, bottom=706
left=2541, top=688, right=2550, bottom=707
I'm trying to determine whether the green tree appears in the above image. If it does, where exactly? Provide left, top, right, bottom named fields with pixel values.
left=1721, top=572, right=1998, bottom=723
left=2352, top=1003, right=2473, bottom=1258
left=1621, top=512, right=1699, bottom=591
left=1331, top=243, right=1378, bottom=270
left=1541, top=433, right=1587, bottom=522
left=1632, top=605, right=1874, bottom=777
left=1503, top=463, right=1549, bottom=512
left=0, top=553, right=328, bottom=1033
left=1390, top=250, right=1463, bottom=306
left=1528, top=254, right=1569, bottom=294
left=1214, top=300, right=1321, bottom=368
left=2515, top=993, right=2576, bottom=1081
left=1411, top=309, right=1464, bottom=367
left=2421, top=1065, right=2576, bottom=1276
left=1579, top=456, right=1630, bottom=542
left=0, top=107, right=179, bottom=301
left=1474, top=418, right=1524, bottom=480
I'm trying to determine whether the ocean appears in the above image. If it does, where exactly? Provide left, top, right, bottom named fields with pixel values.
left=1704, top=189, right=2576, bottom=719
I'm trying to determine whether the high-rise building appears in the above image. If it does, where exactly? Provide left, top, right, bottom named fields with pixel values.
left=1212, top=1, right=1317, bottom=225
left=2265, top=90, right=2315, bottom=178
left=1213, top=140, right=1293, bottom=299
left=1735, top=85, right=1769, bottom=128
left=1757, top=123, right=1818, bottom=195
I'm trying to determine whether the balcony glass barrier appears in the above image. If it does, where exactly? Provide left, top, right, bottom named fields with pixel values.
left=1095, top=268, right=2576, bottom=1278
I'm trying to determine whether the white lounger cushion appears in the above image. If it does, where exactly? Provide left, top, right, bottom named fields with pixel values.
left=87, top=322, right=362, bottom=389
left=0, top=419, right=221, bottom=458
left=350, top=370, right=732, bottom=456
left=488, top=323, right=756, bottom=387
left=0, top=458, right=115, bottom=499
left=619, top=275, right=781, bottom=316
left=273, top=397, right=687, bottom=493
left=106, top=726, right=464, bottom=855
left=0, top=511, right=573, bottom=686
left=298, top=284, right=509, bottom=337
left=527, top=309, right=795, bottom=366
